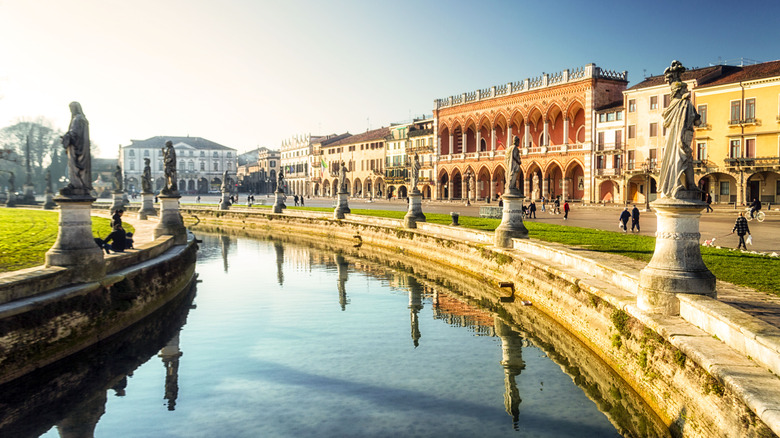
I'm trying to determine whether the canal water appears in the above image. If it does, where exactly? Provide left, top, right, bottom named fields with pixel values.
left=1, top=232, right=667, bottom=437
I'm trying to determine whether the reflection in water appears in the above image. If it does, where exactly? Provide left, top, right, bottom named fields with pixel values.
left=220, top=235, right=230, bottom=273
left=335, top=254, right=349, bottom=310
left=274, top=241, right=284, bottom=285
left=159, top=331, right=183, bottom=411
left=495, top=317, right=526, bottom=429
left=408, top=276, right=423, bottom=347
left=0, top=281, right=196, bottom=438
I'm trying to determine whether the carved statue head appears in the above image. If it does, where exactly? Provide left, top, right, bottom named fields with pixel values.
left=664, top=60, right=686, bottom=84
left=144, top=157, right=150, bottom=166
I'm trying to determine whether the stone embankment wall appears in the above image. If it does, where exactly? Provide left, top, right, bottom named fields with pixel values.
left=0, top=235, right=198, bottom=385
left=184, top=207, right=779, bottom=438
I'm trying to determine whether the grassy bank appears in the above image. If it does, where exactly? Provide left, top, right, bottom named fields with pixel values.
left=0, top=209, right=134, bottom=272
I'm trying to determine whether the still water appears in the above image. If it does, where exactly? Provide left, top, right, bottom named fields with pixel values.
left=2, top=233, right=666, bottom=437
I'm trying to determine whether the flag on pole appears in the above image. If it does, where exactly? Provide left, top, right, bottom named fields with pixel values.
left=321, top=158, right=327, bottom=168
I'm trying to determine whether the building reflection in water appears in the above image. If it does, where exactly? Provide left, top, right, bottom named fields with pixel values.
left=159, top=331, right=183, bottom=411
left=335, top=254, right=349, bottom=310
left=495, top=317, right=526, bottom=429
left=220, top=235, right=230, bottom=273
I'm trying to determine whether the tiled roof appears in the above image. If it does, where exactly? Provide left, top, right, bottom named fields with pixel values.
left=596, top=100, right=624, bottom=112
left=627, top=65, right=731, bottom=90
left=126, top=136, right=235, bottom=151
left=697, top=60, right=780, bottom=88
left=325, top=127, right=391, bottom=148
left=315, top=132, right=351, bottom=147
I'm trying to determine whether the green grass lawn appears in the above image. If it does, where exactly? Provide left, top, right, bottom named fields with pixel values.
left=4, top=206, right=779, bottom=296
left=0, top=209, right=134, bottom=272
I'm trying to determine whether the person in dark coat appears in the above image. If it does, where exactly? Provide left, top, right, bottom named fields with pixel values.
left=619, top=207, right=631, bottom=232
left=705, top=192, right=713, bottom=212
left=631, top=205, right=640, bottom=232
left=528, top=201, right=537, bottom=218
left=103, top=226, right=127, bottom=253
left=731, top=212, right=751, bottom=250
left=750, top=198, right=761, bottom=219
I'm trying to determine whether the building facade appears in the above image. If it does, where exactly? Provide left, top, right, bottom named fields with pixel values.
left=593, top=102, right=625, bottom=203
left=280, top=135, right=316, bottom=197
left=318, top=127, right=390, bottom=198
left=433, top=63, right=628, bottom=203
left=384, top=117, right=435, bottom=198
left=120, top=136, right=237, bottom=194
left=310, top=133, right=351, bottom=196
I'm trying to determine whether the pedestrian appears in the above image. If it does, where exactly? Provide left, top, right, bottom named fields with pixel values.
left=731, top=212, right=751, bottom=250
left=196, top=195, right=201, bottom=203
left=110, top=209, right=124, bottom=229
left=750, top=198, right=761, bottom=219
left=529, top=201, right=537, bottom=218
left=294, top=194, right=299, bottom=206
left=619, top=207, right=630, bottom=232
left=563, top=200, right=570, bottom=220
left=631, top=204, right=640, bottom=232
left=300, top=196, right=304, bottom=206
left=705, top=192, right=713, bottom=213
left=554, top=197, right=560, bottom=214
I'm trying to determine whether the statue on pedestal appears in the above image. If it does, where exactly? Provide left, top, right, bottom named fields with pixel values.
left=410, top=154, right=420, bottom=193
left=8, top=172, right=15, bottom=192
left=221, top=170, right=229, bottom=192
left=45, top=170, right=52, bottom=193
left=659, top=60, right=701, bottom=199
left=113, top=165, right=123, bottom=191
left=339, top=161, right=347, bottom=193
left=161, top=140, right=177, bottom=194
left=505, top=136, right=521, bottom=195
left=141, top=158, right=152, bottom=193
left=60, top=102, right=92, bottom=196
left=276, top=169, right=285, bottom=192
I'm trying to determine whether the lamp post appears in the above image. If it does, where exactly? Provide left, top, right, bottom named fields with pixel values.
left=642, top=158, right=651, bottom=211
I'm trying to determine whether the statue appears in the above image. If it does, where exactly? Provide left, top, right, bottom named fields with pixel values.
left=221, top=170, right=229, bottom=192
left=161, top=140, right=177, bottom=194
left=505, top=136, right=521, bottom=195
left=45, top=170, right=52, bottom=193
left=339, top=161, right=347, bottom=192
left=8, top=172, right=15, bottom=192
left=141, top=158, right=152, bottom=193
left=410, top=153, right=420, bottom=192
left=658, top=60, right=701, bottom=199
left=60, top=102, right=92, bottom=196
left=113, top=165, right=123, bottom=191
left=276, top=169, right=285, bottom=192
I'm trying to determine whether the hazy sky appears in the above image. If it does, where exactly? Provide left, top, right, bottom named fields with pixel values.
left=1, top=0, right=779, bottom=157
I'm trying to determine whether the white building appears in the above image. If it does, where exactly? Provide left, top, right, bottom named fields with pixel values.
left=592, top=102, right=625, bottom=203
left=280, top=134, right=319, bottom=196
left=120, top=136, right=237, bottom=194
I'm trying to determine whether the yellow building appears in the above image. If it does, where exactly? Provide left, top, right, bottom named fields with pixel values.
left=692, top=60, right=780, bottom=205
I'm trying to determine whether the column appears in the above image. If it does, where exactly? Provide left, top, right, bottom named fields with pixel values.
left=448, top=133, right=454, bottom=155
left=524, top=178, right=530, bottom=198
left=476, top=130, right=482, bottom=152
left=563, top=118, right=569, bottom=145
left=448, top=180, right=453, bottom=200
left=462, top=132, right=467, bottom=153
left=562, top=177, right=570, bottom=200
left=524, top=124, right=531, bottom=148
left=543, top=120, right=549, bottom=146
left=507, top=125, right=513, bottom=148
left=489, top=175, right=495, bottom=200
left=491, top=127, right=497, bottom=151
left=542, top=177, right=549, bottom=199
left=462, top=174, right=467, bottom=200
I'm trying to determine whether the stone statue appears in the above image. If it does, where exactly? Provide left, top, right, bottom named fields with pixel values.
left=659, top=60, right=701, bottom=199
left=221, top=170, right=228, bottom=192
left=505, top=136, right=521, bottom=195
left=113, top=165, right=123, bottom=191
left=45, top=170, right=52, bottom=193
left=532, top=173, right=539, bottom=199
left=8, top=172, right=15, bottom=192
left=339, top=161, right=347, bottom=192
left=410, top=153, right=420, bottom=192
left=277, top=169, right=285, bottom=192
left=60, top=102, right=92, bottom=196
left=161, top=140, right=177, bottom=194
left=142, top=158, right=152, bottom=193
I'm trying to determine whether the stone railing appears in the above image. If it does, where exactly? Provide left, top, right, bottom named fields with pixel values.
left=435, top=63, right=627, bottom=110
left=465, top=152, right=478, bottom=159
left=596, top=168, right=620, bottom=176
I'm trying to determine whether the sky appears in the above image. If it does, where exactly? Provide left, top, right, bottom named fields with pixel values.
left=1, top=0, right=779, bottom=157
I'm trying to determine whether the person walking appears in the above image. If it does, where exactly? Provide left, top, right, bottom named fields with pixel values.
left=731, top=212, right=751, bottom=250
left=563, top=201, right=570, bottom=220
left=529, top=201, right=537, bottom=218
left=619, top=207, right=631, bottom=232
left=705, top=192, right=713, bottom=213
left=631, top=205, right=640, bottom=232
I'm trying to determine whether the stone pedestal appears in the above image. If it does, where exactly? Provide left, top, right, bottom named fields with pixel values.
left=404, top=192, right=425, bottom=228
left=494, top=194, right=528, bottom=248
left=272, top=191, right=286, bottom=213
left=45, top=196, right=105, bottom=282
left=0, top=190, right=7, bottom=204
left=43, top=191, right=56, bottom=209
left=219, top=191, right=231, bottom=210
left=110, top=192, right=124, bottom=213
left=333, top=192, right=351, bottom=219
left=5, top=190, right=15, bottom=207
left=154, top=194, right=187, bottom=244
left=21, top=184, right=35, bottom=204
left=638, top=197, right=716, bottom=315
left=138, top=192, right=157, bottom=219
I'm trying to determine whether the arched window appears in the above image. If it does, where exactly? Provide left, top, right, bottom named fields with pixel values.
left=200, top=151, right=205, bottom=157
left=144, top=150, right=149, bottom=157
left=213, top=161, right=219, bottom=171
left=213, top=151, right=218, bottom=158
left=129, top=161, right=135, bottom=170
left=200, top=161, right=205, bottom=171
left=188, top=160, right=194, bottom=171
left=129, top=149, right=135, bottom=157
left=179, top=160, right=185, bottom=169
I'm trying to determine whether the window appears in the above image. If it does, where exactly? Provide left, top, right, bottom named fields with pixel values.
left=615, top=130, right=623, bottom=148
left=663, top=94, right=671, bottom=108
left=200, top=162, right=205, bottom=171
left=597, top=132, right=605, bottom=147
left=213, top=162, right=219, bottom=171
left=745, top=138, right=756, bottom=158
left=696, top=142, right=707, bottom=161
left=616, top=110, right=623, bottom=121
left=129, top=161, right=135, bottom=170
left=628, top=99, right=636, bottom=112
left=213, top=152, right=218, bottom=158
left=745, top=98, right=756, bottom=121
left=730, top=101, right=741, bottom=123
left=599, top=113, right=605, bottom=123
left=649, top=123, right=658, bottom=137
left=189, top=150, right=193, bottom=156
left=200, top=151, right=205, bottom=157
left=628, top=125, right=636, bottom=139
left=227, top=152, right=232, bottom=157
left=188, top=161, right=194, bottom=171
left=606, top=112, right=615, bottom=122
left=144, top=150, right=149, bottom=157
left=597, top=155, right=605, bottom=169
left=129, top=150, right=135, bottom=157
left=628, top=150, right=635, bottom=169
left=720, top=181, right=730, bottom=196
left=270, top=161, right=275, bottom=167
left=179, top=160, right=185, bottom=169
left=649, top=149, right=657, bottom=168
left=730, top=140, right=741, bottom=158
left=697, top=105, right=707, bottom=125
left=650, top=96, right=658, bottom=110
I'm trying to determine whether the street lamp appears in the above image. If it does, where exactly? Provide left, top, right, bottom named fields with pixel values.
left=642, top=158, right=651, bottom=211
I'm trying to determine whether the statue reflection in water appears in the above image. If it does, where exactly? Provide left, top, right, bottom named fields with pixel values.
left=274, top=241, right=284, bottom=286
left=159, top=330, right=183, bottom=411
left=495, top=317, right=526, bottom=429
left=407, top=276, right=424, bottom=347
left=335, top=254, right=349, bottom=310
left=220, top=235, right=231, bottom=273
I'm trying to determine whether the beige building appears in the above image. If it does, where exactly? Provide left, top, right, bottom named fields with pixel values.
left=318, top=127, right=390, bottom=198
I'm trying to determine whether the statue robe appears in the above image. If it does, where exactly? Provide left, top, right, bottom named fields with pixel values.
left=658, top=92, right=697, bottom=198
